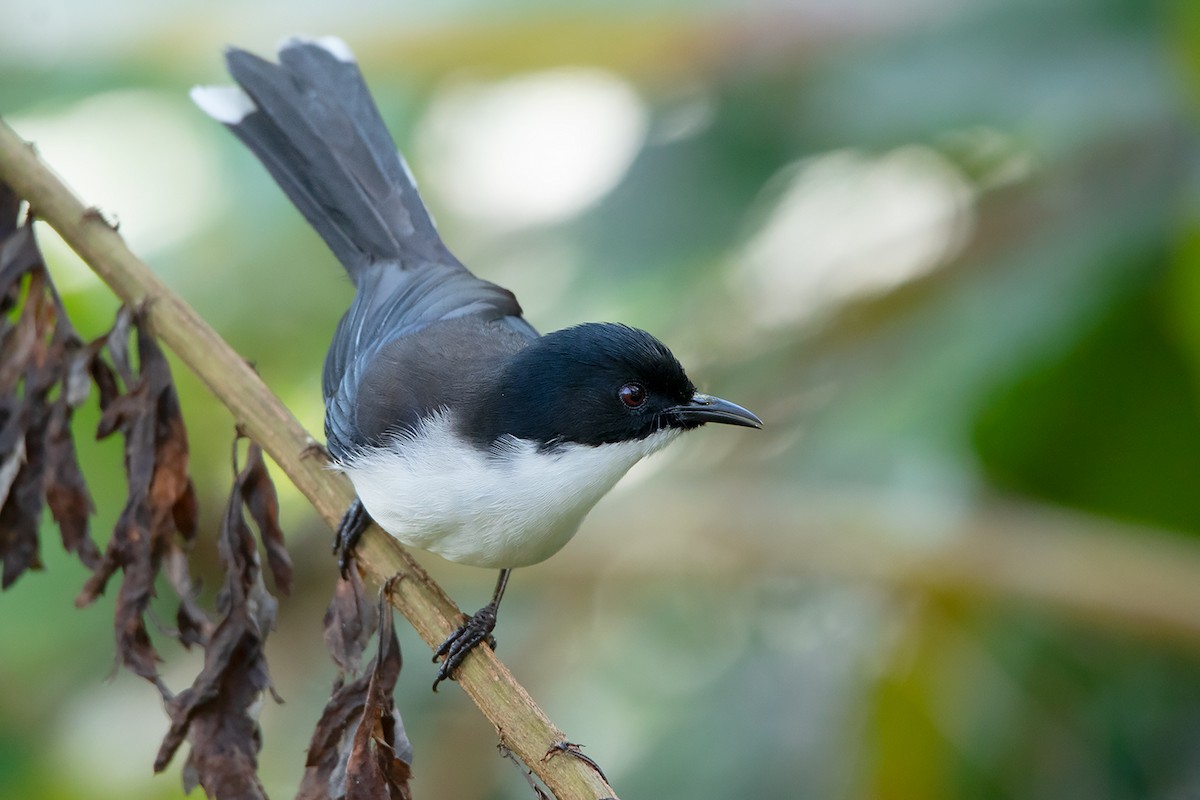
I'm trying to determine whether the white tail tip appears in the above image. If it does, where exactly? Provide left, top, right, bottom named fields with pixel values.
left=190, top=85, right=256, bottom=124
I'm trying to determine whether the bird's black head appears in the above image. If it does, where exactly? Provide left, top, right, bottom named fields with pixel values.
left=465, top=322, right=761, bottom=449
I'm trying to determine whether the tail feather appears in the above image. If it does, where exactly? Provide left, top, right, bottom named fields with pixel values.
left=192, top=37, right=445, bottom=279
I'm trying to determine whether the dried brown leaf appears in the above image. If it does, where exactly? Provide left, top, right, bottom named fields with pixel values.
left=0, top=453, right=43, bottom=588
left=0, top=354, right=53, bottom=588
left=0, top=281, right=39, bottom=392
left=90, top=354, right=119, bottom=412
left=95, top=383, right=148, bottom=442
left=299, top=585, right=412, bottom=800
left=106, top=305, right=135, bottom=387
left=78, top=310, right=200, bottom=693
left=0, top=226, right=46, bottom=305
left=154, top=434, right=285, bottom=799
left=110, top=504, right=163, bottom=683
left=61, top=345, right=93, bottom=409
left=137, top=326, right=193, bottom=537
left=239, top=443, right=292, bottom=595
left=0, top=403, right=24, bottom=510
left=346, top=593, right=412, bottom=800
left=44, top=395, right=99, bottom=567
left=174, top=479, right=199, bottom=543
left=296, top=669, right=371, bottom=800
left=0, top=184, right=27, bottom=317
left=323, top=568, right=376, bottom=677
left=214, top=444, right=278, bottom=632
left=161, top=544, right=211, bottom=649
left=156, top=605, right=271, bottom=800
left=0, top=197, right=39, bottom=587
left=79, top=379, right=156, bottom=606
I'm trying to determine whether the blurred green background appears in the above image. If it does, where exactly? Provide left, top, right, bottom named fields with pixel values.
left=5, top=0, right=1200, bottom=797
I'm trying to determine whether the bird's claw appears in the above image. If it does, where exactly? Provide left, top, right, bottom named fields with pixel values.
left=432, top=604, right=498, bottom=691
left=333, top=498, right=370, bottom=578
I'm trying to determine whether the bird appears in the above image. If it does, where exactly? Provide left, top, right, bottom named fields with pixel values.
left=192, top=36, right=762, bottom=690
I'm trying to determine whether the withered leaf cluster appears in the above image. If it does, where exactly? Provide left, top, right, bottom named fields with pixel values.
left=1, top=184, right=412, bottom=799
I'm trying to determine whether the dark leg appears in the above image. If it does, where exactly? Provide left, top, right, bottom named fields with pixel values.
left=333, top=498, right=370, bottom=577
left=432, top=568, right=511, bottom=691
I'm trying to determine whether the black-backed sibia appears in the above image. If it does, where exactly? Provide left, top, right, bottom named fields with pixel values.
left=192, top=37, right=762, bottom=689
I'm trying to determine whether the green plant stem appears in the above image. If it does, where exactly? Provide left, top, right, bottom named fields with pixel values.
left=0, top=117, right=618, bottom=800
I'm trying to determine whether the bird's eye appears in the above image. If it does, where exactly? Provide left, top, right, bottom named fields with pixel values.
left=618, top=383, right=647, bottom=409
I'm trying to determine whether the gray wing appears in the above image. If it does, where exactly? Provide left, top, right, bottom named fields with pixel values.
left=323, top=265, right=538, bottom=459
left=334, top=312, right=535, bottom=458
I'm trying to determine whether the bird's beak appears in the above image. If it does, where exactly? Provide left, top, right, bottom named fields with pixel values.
left=668, top=393, right=763, bottom=429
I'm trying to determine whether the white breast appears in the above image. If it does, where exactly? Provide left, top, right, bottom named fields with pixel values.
left=340, top=414, right=679, bottom=568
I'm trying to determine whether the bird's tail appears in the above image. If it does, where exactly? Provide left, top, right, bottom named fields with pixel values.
left=191, top=36, right=447, bottom=281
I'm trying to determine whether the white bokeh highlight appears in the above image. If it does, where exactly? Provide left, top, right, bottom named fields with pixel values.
left=417, top=68, right=647, bottom=229
left=11, top=89, right=224, bottom=287
left=737, top=145, right=976, bottom=327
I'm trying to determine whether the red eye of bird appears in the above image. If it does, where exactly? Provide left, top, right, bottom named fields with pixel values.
left=618, top=383, right=647, bottom=409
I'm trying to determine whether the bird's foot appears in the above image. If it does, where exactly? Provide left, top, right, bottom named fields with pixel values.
left=333, top=498, right=370, bottom=577
left=432, top=604, right=498, bottom=691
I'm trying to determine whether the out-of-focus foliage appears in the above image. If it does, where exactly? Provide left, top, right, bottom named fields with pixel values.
left=4, top=0, right=1200, bottom=797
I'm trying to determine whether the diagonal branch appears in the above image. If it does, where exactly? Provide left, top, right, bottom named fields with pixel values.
left=0, top=117, right=617, bottom=800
